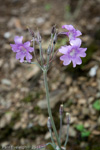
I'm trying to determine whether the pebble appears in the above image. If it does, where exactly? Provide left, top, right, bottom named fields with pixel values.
left=88, top=65, right=98, bottom=77
left=1, top=79, right=12, bottom=86
left=36, top=17, right=45, bottom=25
left=45, top=132, right=51, bottom=140
left=37, top=89, right=66, bottom=109
left=65, top=76, right=72, bottom=86
left=4, top=32, right=11, bottom=39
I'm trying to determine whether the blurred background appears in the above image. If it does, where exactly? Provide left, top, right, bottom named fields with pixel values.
left=0, top=0, right=100, bottom=150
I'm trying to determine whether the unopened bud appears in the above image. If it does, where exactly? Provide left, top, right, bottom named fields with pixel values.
left=59, top=104, right=64, bottom=115
left=47, top=117, right=52, bottom=129
left=47, top=44, right=51, bottom=55
left=53, top=33, right=57, bottom=44
left=51, top=25, right=56, bottom=34
left=27, top=27, right=34, bottom=37
left=37, top=32, right=41, bottom=42
left=66, top=113, right=70, bottom=124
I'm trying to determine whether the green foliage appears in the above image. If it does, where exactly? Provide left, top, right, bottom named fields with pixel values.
left=65, top=5, right=71, bottom=12
left=93, top=100, right=100, bottom=111
left=45, top=4, right=51, bottom=11
left=75, top=124, right=84, bottom=131
left=81, top=130, right=91, bottom=137
left=75, top=124, right=91, bottom=137
left=22, top=94, right=33, bottom=103
left=55, top=38, right=67, bottom=49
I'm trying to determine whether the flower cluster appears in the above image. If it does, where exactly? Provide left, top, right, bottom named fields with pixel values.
left=59, top=25, right=87, bottom=67
left=10, top=25, right=87, bottom=68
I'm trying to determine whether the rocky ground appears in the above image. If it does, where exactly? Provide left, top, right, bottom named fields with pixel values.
left=0, top=0, right=100, bottom=150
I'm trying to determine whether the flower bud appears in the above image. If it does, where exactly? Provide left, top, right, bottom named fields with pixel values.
left=47, top=45, right=51, bottom=55
left=66, top=113, right=70, bottom=124
left=27, top=27, right=34, bottom=37
left=37, top=32, right=41, bottom=42
left=51, top=25, right=56, bottom=34
left=47, top=117, right=52, bottom=129
left=59, top=104, right=64, bottom=116
left=53, top=33, right=57, bottom=44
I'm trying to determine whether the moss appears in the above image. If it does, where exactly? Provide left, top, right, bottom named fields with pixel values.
left=34, top=106, right=42, bottom=114
left=22, top=94, right=33, bottom=103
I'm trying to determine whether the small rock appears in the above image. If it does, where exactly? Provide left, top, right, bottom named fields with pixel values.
left=37, top=89, right=66, bottom=109
left=13, top=122, right=21, bottom=130
left=69, top=127, right=77, bottom=137
left=65, top=76, right=72, bottom=86
left=25, top=65, right=40, bottom=80
left=45, top=132, right=51, bottom=140
left=36, top=17, right=45, bottom=25
left=88, top=65, right=98, bottom=77
left=1, top=142, right=9, bottom=148
left=92, top=130, right=100, bottom=135
left=70, top=116, right=77, bottom=124
left=0, top=112, right=13, bottom=128
left=1, top=79, right=12, bottom=86
left=80, top=142, right=88, bottom=148
left=4, top=32, right=11, bottom=39
left=88, top=97, right=94, bottom=103
left=38, top=115, right=47, bottom=126
left=61, top=125, right=77, bottom=140
left=0, top=59, right=3, bottom=67
left=82, top=107, right=89, bottom=115
left=78, top=99, right=86, bottom=106
left=84, top=122, right=90, bottom=128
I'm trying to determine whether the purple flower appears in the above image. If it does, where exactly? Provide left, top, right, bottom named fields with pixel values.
left=59, top=38, right=87, bottom=67
left=62, top=25, right=82, bottom=41
left=10, top=36, right=34, bottom=63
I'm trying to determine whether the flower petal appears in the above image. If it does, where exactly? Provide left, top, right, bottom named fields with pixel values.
left=60, top=55, right=71, bottom=66
left=75, top=57, right=82, bottom=65
left=28, top=47, right=34, bottom=52
left=62, top=25, right=74, bottom=31
left=14, top=36, right=23, bottom=44
left=10, top=44, right=19, bottom=52
left=16, top=51, right=22, bottom=60
left=24, top=41, right=30, bottom=47
left=59, top=46, right=71, bottom=54
left=70, top=38, right=82, bottom=47
left=76, top=30, right=82, bottom=36
left=72, top=57, right=82, bottom=67
left=79, top=48, right=87, bottom=52
left=26, top=52, right=32, bottom=62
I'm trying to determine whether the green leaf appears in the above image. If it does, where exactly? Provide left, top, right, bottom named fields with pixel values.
left=65, top=5, right=71, bottom=12
left=45, top=4, right=51, bottom=11
left=81, top=130, right=91, bottom=137
left=75, top=124, right=84, bottom=131
left=93, top=100, right=100, bottom=111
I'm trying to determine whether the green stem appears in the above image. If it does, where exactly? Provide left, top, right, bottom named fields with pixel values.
left=43, top=70, right=61, bottom=149
left=49, top=129, right=56, bottom=147
left=59, top=115, right=62, bottom=142
left=39, top=42, right=44, bottom=66
left=64, top=124, right=69, bottom=147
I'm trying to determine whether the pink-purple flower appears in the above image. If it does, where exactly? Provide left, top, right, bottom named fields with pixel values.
left=59, top=38, right=87, bottom=67
left=62, top=25, right=82, bottom=41
left=10, top=36, right=34, bottom=63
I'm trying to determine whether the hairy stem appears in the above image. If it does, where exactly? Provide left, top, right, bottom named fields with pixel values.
left=43, top=69, right=61, bottom=149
